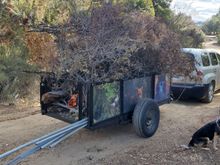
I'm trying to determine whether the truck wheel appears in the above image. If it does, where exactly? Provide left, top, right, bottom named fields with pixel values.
left=201, top=82, right=214, bottom=103
left=132, top=99, right=160, bottom=138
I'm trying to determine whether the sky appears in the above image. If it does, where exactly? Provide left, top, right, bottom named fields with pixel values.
left=170, top=0, right=220, bottom=22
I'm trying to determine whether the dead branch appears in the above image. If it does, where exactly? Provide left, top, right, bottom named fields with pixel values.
left=42, top=3, right=194, bottom=83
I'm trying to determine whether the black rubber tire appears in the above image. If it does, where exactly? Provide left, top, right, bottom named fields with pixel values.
left=201, top=82, right=214, bottom=103
left=132, top=99, right=160, bottom=138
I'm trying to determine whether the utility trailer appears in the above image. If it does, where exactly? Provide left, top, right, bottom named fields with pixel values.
left=0, top=74, right=171, bottom=165
left=40, top=74, right=171, bottom=137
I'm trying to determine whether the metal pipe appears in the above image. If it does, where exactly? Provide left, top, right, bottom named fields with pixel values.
left=0, top=118, right=88, bottom=159
left=35, top=119, right=87, bottom=144
left=6, top=146, right=41, bottom=165
left=35, top=120, right=88, bottom=145
left=49, top=123, right=87, bottom=148
left=40, top=129, right=74, bottom=149
left=6, top=134, right=57, bottom=165
left=6, top=122, right=87, bottom=165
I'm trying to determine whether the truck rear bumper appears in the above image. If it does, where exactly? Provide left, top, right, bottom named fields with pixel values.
left=171, top=83, right=209, bottom=99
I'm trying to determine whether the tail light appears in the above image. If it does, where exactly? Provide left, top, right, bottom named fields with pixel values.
left=196, top=70, right=203, bottom=77
left=195, top=69, right=203, bottom=82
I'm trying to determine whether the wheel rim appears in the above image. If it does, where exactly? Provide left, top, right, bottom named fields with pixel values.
left=145, top=110, right=153, bottom=128
left=208, top=84, right=214, bottom=101
left=146, top=118, right=152, bottom=127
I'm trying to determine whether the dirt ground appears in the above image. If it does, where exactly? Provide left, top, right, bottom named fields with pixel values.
left=203, top=35, right=220, bottom=50
left=1, top=96, right=220, bottom=165
left=1, top=36, right=220, bottom=165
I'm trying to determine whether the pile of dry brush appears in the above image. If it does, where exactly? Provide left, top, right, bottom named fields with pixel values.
left=44, top=3, right=194, bottom=83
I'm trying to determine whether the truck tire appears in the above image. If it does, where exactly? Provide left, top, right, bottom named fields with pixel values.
left=201, top=82, right=214, bottom=103
left=132, top=99, right=160, bottom=138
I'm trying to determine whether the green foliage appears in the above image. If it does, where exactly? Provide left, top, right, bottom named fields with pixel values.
left=151, top=1, right=205, bottom=48
left=9, top=0, right=37, bottom=25
left=118, top=0, right=154, bottom=15
left=103, top=83, right=118, bottom=101
left=153, top=0, right=172, bottom=20
left=11, top=0, right=35, bottom=15
left=6, top=0, right=157, bottom=25
left=0, top=44, right=36, bottom=101
left=43, top=0, right=76, bottom=24
left=146, top=0, right=155, bottom=16
left=0, top=2, right=36, bottom=101
left=127, top=0, right=146, bottom=10
left=202, top=9, right=220, bottom=34
left=168, top=13, right=205, bottom=48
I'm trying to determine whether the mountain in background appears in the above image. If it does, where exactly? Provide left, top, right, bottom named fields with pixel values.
left=196, top=21, right=205, bottom=27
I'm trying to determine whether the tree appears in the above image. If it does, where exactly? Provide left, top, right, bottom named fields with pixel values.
left=202, top=9, right=220, bottom=34
left=113, top=0, right=155, bottom=15
left=168, top=13, right=205, bottom=48
left=0, top=1, right=36, bottom=101
left=153, top=0, right=172, bottom=20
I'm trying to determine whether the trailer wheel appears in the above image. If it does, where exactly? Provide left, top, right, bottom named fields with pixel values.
left=132, top=99, right=160, bottom=138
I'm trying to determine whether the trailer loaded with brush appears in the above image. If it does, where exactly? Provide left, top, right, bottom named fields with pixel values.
left=0, top=74, right=171, bottom=165
left=40, top=73, right=171, bottom=137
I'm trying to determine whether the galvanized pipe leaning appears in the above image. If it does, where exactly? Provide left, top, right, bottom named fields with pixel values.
left=0, top=118, right=88, bottom=164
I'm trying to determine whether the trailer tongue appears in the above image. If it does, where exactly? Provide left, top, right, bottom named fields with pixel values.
left=0, top=118, right=88, bottom=165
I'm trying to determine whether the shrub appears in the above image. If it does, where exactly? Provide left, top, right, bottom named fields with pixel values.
left=0, top=2, right=37, bottom=102
left=44, top=3, right=194, bottom=83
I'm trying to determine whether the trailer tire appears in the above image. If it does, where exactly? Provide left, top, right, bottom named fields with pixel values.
left=132, top=99, right=160, bottom=138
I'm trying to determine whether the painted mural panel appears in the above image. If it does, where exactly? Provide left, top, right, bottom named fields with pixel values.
left=154, top=75, right=170, bottom=102
left=123, top=77, right=152, bottom=113
left=93, top=82, right=120, bottom=123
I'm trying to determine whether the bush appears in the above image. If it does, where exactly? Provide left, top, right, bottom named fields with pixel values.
left=169, top=13, right=205, bottom=48
left=47, top=3, right=194, bottom=83
left=0, top=44, right=36, bottom=101
left=0, top=2, right=37, bottom=102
